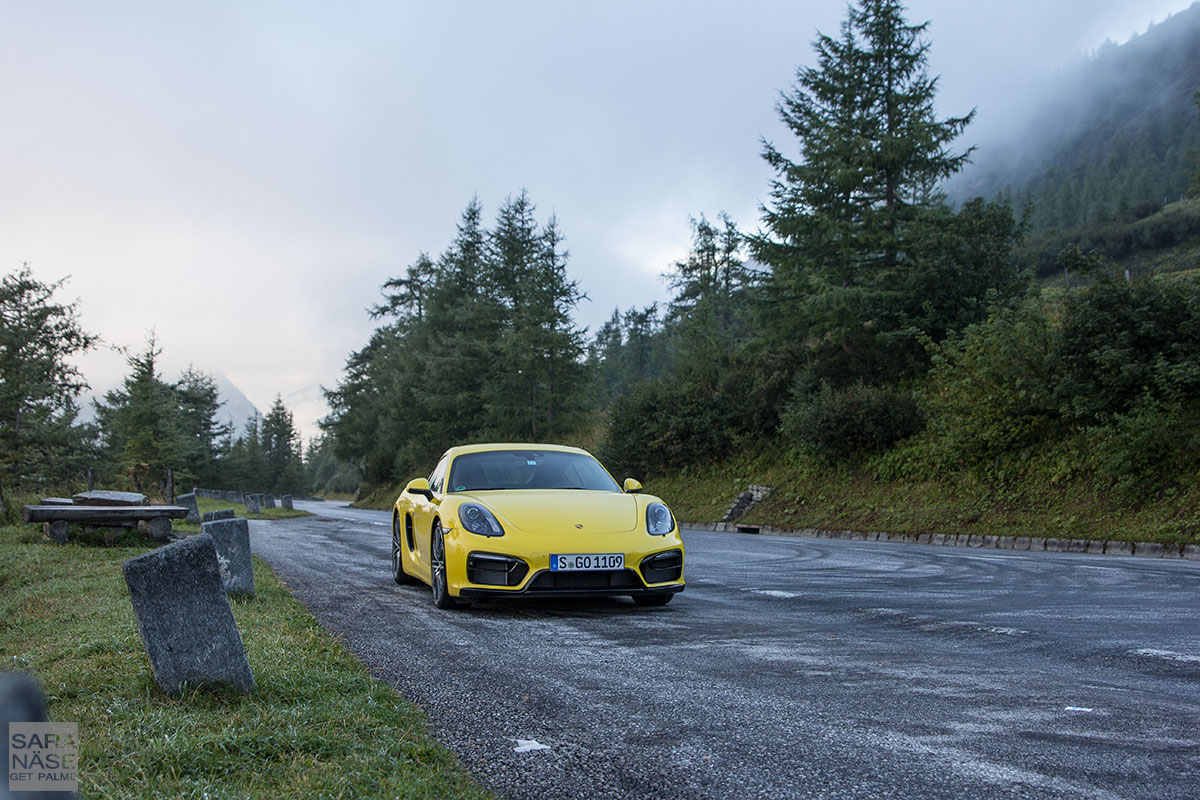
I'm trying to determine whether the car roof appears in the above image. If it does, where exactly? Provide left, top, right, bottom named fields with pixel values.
left=442, top=442, right=591, bottom=460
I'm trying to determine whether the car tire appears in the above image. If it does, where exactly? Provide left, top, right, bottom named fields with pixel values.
left=632, top=593, right=673, bottom=607
left=430, top=521, right=464, bottom=610
left=392, top=514, right=417, bottom=584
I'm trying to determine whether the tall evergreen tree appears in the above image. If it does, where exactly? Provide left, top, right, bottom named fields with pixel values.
left=175, top=366, right=228, bottom=487
left=0, top=264, right=99, bottom=487
left=94, top=334, right=188, bottom=493
left=261, top=395, right=305, bottom=493
left=753, top=0, right=1015, bottom=391
left=482, top=192, right=586, bottom=439
left=323, top=192, right=590, bottom=484
left=665, top=214, right=756, bottom=374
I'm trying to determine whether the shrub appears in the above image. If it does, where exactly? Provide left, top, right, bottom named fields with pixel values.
left=1090, top=397, right=1200, bottom=497
left=599, top=378, right=735, bottom=479
left=1056, top=270, right=1200, bottom=423
left=781, top=382, right=924, bottom=462
left=925, top=295, right=1066, bottom=467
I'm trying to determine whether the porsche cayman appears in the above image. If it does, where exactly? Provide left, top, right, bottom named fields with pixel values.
left=390, top=443, right=685, bottom=609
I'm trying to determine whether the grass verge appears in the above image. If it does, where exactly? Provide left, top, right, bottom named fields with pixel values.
left=643, top=449, right=1200, bottom=546
left=169, top=497, right=312, bottom=536
left=354, top=484, right=402, bottom=512
left=0, top=523, right=491, bottom=799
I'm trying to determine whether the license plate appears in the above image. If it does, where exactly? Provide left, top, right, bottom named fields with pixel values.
left=550, top=553, right=624, bottom=571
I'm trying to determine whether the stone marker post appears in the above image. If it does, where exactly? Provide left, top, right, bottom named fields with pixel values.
left=282, top=495, right=294, bottom=510
left=263, top=494, right=276, bottom=509
left=202, top=508, right=236, bottom=522
left=202, top=517, right=255, bottom=597
left=122, top=534, right=255, bottom=695
left=243, top=493, right=261, bottom=514
left=43, top=520, right=70, bottom=544
left=175, top=492, right=201, bottom=524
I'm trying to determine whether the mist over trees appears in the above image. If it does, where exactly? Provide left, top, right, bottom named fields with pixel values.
left=949, top=3, right=1200, bottom=278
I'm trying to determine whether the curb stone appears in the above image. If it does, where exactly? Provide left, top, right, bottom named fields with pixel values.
left=684, top=522, right=1194, bottom=559
left=1134, top=542, right=1164, bottom=558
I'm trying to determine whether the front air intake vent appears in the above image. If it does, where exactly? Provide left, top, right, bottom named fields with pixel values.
left=467, top=553, right=529, bottom=587
left=640, top=549, right=683, bottom=583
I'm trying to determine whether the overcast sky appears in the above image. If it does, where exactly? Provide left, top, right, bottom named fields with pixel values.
left=3, top=0, right=1192, bottom=440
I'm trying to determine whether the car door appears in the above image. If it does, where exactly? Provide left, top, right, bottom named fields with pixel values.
left=412, top=456, right=447, bottom=576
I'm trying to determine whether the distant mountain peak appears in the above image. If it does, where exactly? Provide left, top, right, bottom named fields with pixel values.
left=211, top=371, right=262, bottom=435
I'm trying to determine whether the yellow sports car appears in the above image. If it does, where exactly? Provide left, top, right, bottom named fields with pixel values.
left=390, top=443, right=684, bottom=609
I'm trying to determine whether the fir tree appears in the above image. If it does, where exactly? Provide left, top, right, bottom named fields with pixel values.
left=753, top=0, right=1016, bottom=390
left=94, top=334, right=188, bottom=493
left=0, top=263, right=99, bottom=487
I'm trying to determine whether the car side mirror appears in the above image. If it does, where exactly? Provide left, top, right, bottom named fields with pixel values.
left=622, top=478, right=643, bottom=494
left=405, top=478, right=434, bottom=501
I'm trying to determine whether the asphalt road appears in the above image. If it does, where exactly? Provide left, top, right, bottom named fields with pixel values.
left=250, top=501, right=1200, bottom=800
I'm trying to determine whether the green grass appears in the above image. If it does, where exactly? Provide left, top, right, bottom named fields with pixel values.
left=0, top=523, right=492, bottom=799
left=354, top=484, right=402, bottom=512
left=642, top=449, right=1200, bottom=546
left=169, top=497, right=311, bottom=536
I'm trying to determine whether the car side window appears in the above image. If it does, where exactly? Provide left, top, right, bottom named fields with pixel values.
left=429, top=457, right=448, bottom=494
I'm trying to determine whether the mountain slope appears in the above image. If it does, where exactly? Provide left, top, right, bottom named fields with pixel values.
left=212, top=371, right=261, bottom=436
left=949, top=2, right=1200, bottom=236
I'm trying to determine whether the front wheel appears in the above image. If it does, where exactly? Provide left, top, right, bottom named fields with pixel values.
left=392, top=515, right=416, bottom=584
left=632, top=593, right=673, bottom=607
left=430, top=522, right=465, bottom=610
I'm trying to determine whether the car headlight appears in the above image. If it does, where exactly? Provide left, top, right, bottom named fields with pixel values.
left=646, top=502, right=675, bottom=535
left=459, top=503, right=504, bottom=536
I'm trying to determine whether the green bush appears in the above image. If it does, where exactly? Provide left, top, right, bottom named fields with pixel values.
left=925, top=295, right=1065, bottom=468
left=600, top=378, right=734, bottom=479
left=1056, top=270, right=1200, bottom=423
left=1090, top=398, right=1200, bottom=497
left=781, top=382, right=924, bottom=462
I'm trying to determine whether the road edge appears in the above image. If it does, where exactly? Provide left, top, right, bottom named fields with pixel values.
left=683, top=521, right=1200, bottom=560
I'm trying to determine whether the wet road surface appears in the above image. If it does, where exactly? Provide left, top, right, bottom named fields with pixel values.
left=250, top=501, right=1200, bottom=799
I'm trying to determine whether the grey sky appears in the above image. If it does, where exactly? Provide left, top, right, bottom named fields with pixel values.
left=3, top=0, right=1191, bottom=440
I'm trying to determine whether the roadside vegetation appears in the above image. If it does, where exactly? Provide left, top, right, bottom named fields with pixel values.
left=0, top=519, right=490, bottom=799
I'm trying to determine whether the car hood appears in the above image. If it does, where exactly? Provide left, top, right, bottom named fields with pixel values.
left=462, top=490, right=639, bottom=534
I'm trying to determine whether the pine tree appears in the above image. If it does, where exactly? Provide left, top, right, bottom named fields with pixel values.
left=94, top=334, right=188, bottom=494
left=175, top=366, right=228, bottom=487
left=261, top=395, right=302, bottom=493
left=0, top=264, right=99, bottom=487
left=753, top=0, right=1011, bottom=390
left=482, top=191, right=586, bottom=439
left=665, top=213, right=756, bottom=374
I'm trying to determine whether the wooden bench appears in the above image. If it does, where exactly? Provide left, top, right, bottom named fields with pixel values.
left=23, top=504, right=189, bottom=543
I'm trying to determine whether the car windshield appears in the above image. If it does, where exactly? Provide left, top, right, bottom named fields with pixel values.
left=448, top=450, right=620, bottom=492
